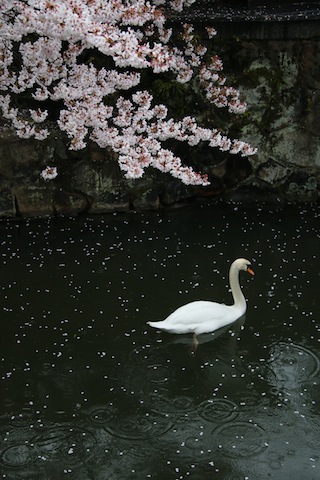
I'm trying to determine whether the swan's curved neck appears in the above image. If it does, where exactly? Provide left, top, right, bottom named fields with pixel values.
left=229, top=264, right=246, bottom=310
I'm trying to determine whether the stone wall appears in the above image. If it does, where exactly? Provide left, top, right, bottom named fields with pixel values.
left=1, top=18, right=320, bottom=217
left=213, top=19, right=320, bottom=204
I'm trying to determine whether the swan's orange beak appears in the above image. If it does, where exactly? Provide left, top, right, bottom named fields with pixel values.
left=247, top=266, right=254, bottom=276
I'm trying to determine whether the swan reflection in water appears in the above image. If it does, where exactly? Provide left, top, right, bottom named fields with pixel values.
left=157, top=315, right=246, bottom=358
left=148, top=258, right=254, bottom=350
left=165, top=315, right=246, bottom=347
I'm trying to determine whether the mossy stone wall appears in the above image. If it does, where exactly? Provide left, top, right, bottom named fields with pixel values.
left=1, top=19, right=320, bottom=216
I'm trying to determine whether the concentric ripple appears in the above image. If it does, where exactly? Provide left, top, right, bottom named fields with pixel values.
left=0, top=444, right=37, bottom=468
left=212, top=422, right=268, bottom=458
left=198, top=399, right=238, bottom=424
left=34, top=425, right=96, bottom=465
left=86, top=405, right=117, bottom=426
left=105, top=413, right=172, bottom=440
left=269, top=342, right=320, bottom=384
left=149, top=394, right=195, bottom=415
left=146, top=364, right=170, bottom=384
left=4, top=410, right=34, bottom=428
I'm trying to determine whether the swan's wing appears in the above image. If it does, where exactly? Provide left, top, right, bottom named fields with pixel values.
left=148, top=300, right=234, bottom=334
left=167, top=300, right=230, bottom=320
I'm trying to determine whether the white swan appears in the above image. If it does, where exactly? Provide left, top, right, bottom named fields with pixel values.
left=147, top=258, right=254, bottom=342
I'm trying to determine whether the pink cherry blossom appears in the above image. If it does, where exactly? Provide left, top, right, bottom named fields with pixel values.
left=41, top=166, right=58, bottom=180
left=0, top=0, right=256, bottom=186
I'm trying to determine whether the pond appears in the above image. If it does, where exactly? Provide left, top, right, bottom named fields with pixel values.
left=0, top=201, right=320, bottom=479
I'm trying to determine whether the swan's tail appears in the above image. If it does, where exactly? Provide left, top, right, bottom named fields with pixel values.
left=147, top=321, right=160, bottom=329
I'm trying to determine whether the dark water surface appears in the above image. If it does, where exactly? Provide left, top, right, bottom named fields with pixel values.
left=0, top=202, right=320, bottom=479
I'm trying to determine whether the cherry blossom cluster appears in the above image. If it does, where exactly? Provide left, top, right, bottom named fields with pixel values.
left=41, top=166, right=58, bottom=180
left=0, top=0, right=257, bottom=186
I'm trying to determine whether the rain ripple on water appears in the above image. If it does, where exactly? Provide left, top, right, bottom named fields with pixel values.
left=1, top=205, right=320, bottom=479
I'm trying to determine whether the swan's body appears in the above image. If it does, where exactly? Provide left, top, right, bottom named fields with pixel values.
left=147, top=258, right=254, bottom=336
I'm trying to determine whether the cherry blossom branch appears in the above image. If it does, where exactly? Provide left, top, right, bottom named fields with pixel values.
left=0, top=0, right=256, bottom=186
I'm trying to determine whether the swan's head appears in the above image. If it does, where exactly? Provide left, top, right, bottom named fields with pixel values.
left=233, top=258, right=254, bottom=276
